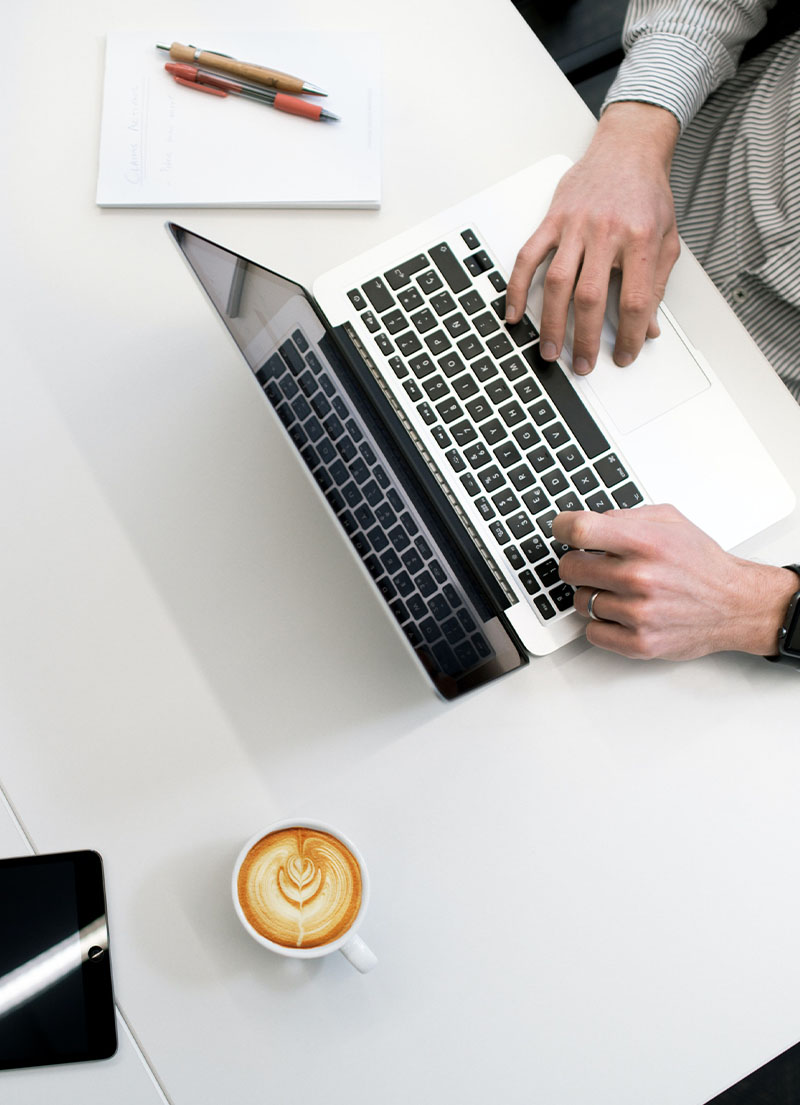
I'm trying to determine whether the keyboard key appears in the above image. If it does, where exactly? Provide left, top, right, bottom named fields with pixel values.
left=362, top=277, right=394, bottom=312
left=417, top=269, right=443, bottom=294
left=508, top=463, right=535, bottom=491
left=436, top=398, right=463, bottom=424
left=534, top=594, right=556, bottom=620
left=486, top=379, right=512, bottom=405
left=542, top=421, right=570, bottom=448
left=572, top=467, right=600, bottom=494
left=475, top=496, right=495, bottom=520
left=487, top=333, right=514, bottom=359
left=507, top=512, right=535, bottom=539
left=513, top=423, right=540, bottom=450
left=472, top=356, right=498, bottom=382
left=398, top=286, right=424, bottom=311
left=524, top=345, right=610, bottom=459
left=465, top=396, right=493, bottom=422
left=396, top=331, right=423, bottom=357
left=464, top=442, right=491, bottom=469
left=550, top=584, right=575, bottom=612
left=586, top=490, right=614, bottom=512
left=452, top=373, right=480, bottom=399
left=494, top=441, right=521, bottom=469
left=426, top=330, right=452, bottom=356
left=409, top=353, right=435, bottom=378
left=411, top=307, right=437, bottom=334
left=480, top=419, right=508, bottom=446
left=474, top=311, right=500, bottom=337
left=383, top=309, right=409, bottom=334
left=595, top=452, right=629, bottom=487
left=521, top=534, right=548, bottom=563
left=461, top=229, right=480, bottom=249
left=489, top=520, right=510, bottom=545
left=479, top=466, right=505, bottom=492
left=451, top=420, right=478, bottom=446
left=534, top=558, right=560, bottom=587
left=492, top=489, right=520, bottom=516
left=361, top=310, right=380, bottom=333
left=612, top=482, right=644, bottom=509
left=459, top=289, right=485, bottom=314
left=384, top=254, right=428, bottom=289
left=444, top=313, right=470, bottom=338
left=457, top=334, right=484, bottom=360
left=505, top=546, right=526, bottom=570
left=347, top=288, right=368, bottom=310
left=519, top=570, right=541, bottom=595
left=430, top=291, right=457, bottom=316
left=541, top=468, right=570, bottom=496
left=438, top=352, right=467, bottom=378
left=430, top=242, right=471, bottom=292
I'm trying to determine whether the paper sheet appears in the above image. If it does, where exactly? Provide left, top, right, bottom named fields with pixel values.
left=97, top=31, right=381, bottom=207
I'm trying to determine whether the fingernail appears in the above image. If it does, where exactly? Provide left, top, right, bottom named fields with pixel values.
left=541, top=340, right=558, bottom=360
left=505, top=305, right=519, bottom=323
left=615, top=351, right=633, bottom=367
left=573, top=356, right=591, bottom=375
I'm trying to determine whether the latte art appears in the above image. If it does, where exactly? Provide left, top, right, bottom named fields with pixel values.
left=237, top=828, right=362, bottom=949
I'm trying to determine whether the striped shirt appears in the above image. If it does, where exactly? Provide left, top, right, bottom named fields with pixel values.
left=603, top=0, right=800, bottom=402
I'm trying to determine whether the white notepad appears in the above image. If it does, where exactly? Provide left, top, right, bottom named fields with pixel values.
left=96, top=31, right=381, bottom=208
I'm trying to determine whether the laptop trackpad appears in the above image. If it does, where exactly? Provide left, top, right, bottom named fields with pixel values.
left=577, top=311, right=711, bottom=435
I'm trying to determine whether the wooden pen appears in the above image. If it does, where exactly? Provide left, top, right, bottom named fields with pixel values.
left=155, top=42, right=327, bottom=96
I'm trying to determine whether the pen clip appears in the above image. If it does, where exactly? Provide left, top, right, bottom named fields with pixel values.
left=171, top=75, right=227, bottom=97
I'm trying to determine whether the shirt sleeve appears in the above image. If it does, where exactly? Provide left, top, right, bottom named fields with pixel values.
left=602, top=0, right=778, bottom=131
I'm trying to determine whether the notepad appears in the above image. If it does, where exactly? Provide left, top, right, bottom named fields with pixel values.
left=96, top=32, right=381, bottom=208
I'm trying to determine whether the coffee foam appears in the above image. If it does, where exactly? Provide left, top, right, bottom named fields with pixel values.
left=237, top=828, right=362, bottom=949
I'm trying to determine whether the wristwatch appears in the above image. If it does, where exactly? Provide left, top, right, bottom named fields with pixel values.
left=766, top=564, right=800, bottom=667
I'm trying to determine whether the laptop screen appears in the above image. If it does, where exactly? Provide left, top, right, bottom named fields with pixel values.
left=169, top=223, right=527, bottom=697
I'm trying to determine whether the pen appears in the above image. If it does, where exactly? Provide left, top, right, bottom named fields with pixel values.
left=165, top=64, right=340, bottom=122
left=156, top=42, right=327, bottom=96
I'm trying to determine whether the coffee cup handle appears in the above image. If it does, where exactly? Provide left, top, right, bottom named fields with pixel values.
left=339, top=933, right=377, bottom=973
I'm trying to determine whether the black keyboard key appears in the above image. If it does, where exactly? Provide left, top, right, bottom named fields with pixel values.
left=492, top=489, right=520, bottom=516
left=397, top=331, right=423, bottom=357
left=486, top=379, right=512, bottom=405
left=542, top=421, right=570, bottom=449
left=541, top=468, right=570, bottom=496
left=595, top=452, right=629, bottom=487
left=436, top=398, right=463, bottom=424
left=367, top=525, right=389, bottom=552
left=383, top=309, right=408, bottom=334
left=479, top=465, right=505, bottom=493
left=487, top=333, right=514, bottom=360
left=480, top=419, right=508, bottom=446
left=489, top=270, right=507, bottom=292
left=507, top=512, right=534, bottom=539
left=550, top=583, right=575, bottom=611
left=409, top=353, right=435, bottom=379
left=426, top=330, right=452, bottom=356
left=474, top=311, right=500, bottom=337
left=472, top=356, right=498, bottom=382
left=423, top=375, right=450, bottom=401
left=521, top=534, right=548, bottom=563
left=494, top=441, right=521, bottom=469
left=411, top=308, right=437, bottom=334
left=465, top=396, right=493, bottom=423
left=500, top=355, right=528, bottom=381
left=347, top=288, right=368, bottom=311
left=508, top=463, right=536, bottom=491
left=445, top=448, right=466, bottom=472
left=361, top=310, right=380, bottom=333
left=398, top=286, right=424, bottom=312
left=524, top=345, right=610, bottom=459
left=499, top=401, right=526, bottom=427
left=556, top=445, right=584, bottom=472
left=416, top=570, right=437, bottom=597
left=572, top=467, right=600, bottom=494
left=384, top=254, right=428, bottom=290
left=586, top=490, right=614, bottom=512
left=530, top=399, right=556, bottom=426
left=489, top=520, right=510, bottom=545
left=519, top=570, right=541, bottom=595
left=362, top=277, right=395, bottom=312
left=475, top=496, right=495, bottom=520
left=451, top=419, right=478, bottom=446
left=444, top=313, right=470, bottom=338
left=505, top=546, right=526, bottom=571
left=438, top=352, right=467, bottom=379
left=506, top=317, right=538, bottom=347
left=403, top=380, right=423, bottom=402
left=459, top=289, right=485, bottom=315
left=461, top=229, right=480, bottom=250
left=430, top=291, right=457, bottom=316
left=534, top=558, right=560, bottom=587
left=457, top=334, right=484, bottom=361
left=556, top=491, right=583, bottom=512
left=612, top=482, right=644, bottom=509
left=534, top=594, right=557, bottom=620
left=419, top=402, right=437, bottom=425
left=430, top=242, right=471, bottom=292
left=461, top=472, right=481, bottom=496
left=279, top=341, right=305, bottom=374
left=515, top=379, right=542, bottom=404
left=464, top=442, right=491, bottom=469
left=453, top=373, right=480, bottom=400
left=375, top=333, right=394, bottom=356
left=417, top=269, right=443, bottom=294
left=537, top=510, right=557, bottom=538
left=513, top=424, right=540, bottom=450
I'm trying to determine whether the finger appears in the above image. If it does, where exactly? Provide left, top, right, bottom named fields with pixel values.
left=584, top=619, right=648, bottom=659
left=612, top=242, right=661, bottom=366
left=505, top=223, right=559, bottom=324
left=572, top=585, right=639, bottom=629
left=645, top=228, right=680, bottom=341
left=538, top=237, right=585, bottom=361
left=552, top=508, right=651, bottom=558
left=570, top=248, right=618, bottom=374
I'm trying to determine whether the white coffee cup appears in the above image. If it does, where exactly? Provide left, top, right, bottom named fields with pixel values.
left=232, top=819, right=377, bottom=973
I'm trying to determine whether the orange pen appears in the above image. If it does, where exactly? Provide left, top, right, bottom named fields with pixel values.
left=165, top=64, right=340, bottom=122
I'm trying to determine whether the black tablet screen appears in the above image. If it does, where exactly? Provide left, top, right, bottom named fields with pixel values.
left=0, top=851, right=117, bottom=1069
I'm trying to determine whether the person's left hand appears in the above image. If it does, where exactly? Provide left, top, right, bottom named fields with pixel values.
left=555, top=504, right=798, bottom=660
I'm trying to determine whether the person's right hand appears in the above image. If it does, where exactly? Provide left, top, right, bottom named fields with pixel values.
left=505, top=102, right=682, bottom=375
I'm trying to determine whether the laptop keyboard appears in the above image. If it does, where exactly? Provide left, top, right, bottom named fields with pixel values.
left=256, top=331, right=496, bottom=679
left=346, top=228, right=644, bottom=623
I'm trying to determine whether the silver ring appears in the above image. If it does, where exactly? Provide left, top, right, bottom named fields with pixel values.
left=586, top=589, right=603, bottom=621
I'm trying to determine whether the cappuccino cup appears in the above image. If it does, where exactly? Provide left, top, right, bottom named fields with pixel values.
left=232, top=820, right=377, bottom=973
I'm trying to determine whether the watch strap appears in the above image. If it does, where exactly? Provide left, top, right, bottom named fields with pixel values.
left=765, top=564, right=800, bottom=667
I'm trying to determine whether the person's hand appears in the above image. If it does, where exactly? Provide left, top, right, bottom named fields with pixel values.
left=555, top=504, right=799, bottom=660
left=505, top=102, right=681, bottom=375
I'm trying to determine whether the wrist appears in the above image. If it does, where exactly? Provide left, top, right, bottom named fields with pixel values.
left=596, top=101, right=680, bottom=173
left=725, top=561, right=800, bottom=657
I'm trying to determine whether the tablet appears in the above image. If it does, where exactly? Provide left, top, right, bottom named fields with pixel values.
left=0, top=849, right=117, bottom=1070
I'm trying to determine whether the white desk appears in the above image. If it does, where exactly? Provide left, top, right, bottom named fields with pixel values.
left=3, top=3, right=800, bottom=1104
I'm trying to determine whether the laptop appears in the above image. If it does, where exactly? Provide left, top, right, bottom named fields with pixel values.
left=168, top=154, right=794, bottom=698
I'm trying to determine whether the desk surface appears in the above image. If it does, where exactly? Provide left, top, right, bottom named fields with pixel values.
left=3, top=3, right=800, bottom=1104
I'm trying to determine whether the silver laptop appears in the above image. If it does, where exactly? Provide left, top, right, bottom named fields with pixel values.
left=169, top=154, right=794, bottom=697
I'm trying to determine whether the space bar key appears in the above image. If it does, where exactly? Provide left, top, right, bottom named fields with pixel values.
left=523, top=344, right=609, bottom=459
